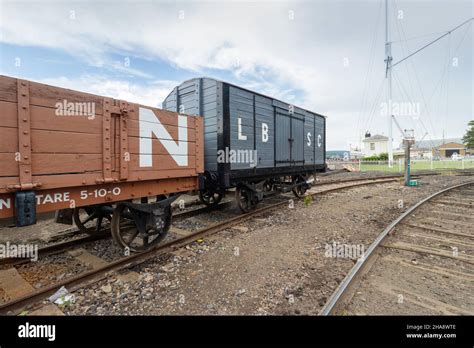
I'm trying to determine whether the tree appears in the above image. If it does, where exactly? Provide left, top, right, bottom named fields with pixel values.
left=463, top=120, right=474, bottom=149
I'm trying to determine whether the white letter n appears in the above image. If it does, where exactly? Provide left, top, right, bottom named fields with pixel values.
left=139, top=107, right=188, bottom=167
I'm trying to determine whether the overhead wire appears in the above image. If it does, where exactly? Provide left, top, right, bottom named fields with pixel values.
left=427, top=22, right=472, bottom=104
left=391, top=30, right=449, bottom=44
left=356, top=0, right=384, bottom=147
left=362, top=77, right=386, bottom=134
left=359, top=2, right=472, bottom=152
left=392, top=0, right=417, bottom=136
left=392, top=0, right=442, bottom=149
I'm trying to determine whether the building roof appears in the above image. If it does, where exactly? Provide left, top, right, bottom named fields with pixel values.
left=362, top=134, right=388, bottom=142
left=410, top=138, right=463, bottom=150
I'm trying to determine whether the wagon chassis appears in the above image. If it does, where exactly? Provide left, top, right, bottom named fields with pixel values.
left=0, top=174, right=410, bottom=315
left=200, top=169, right=316, bottom=212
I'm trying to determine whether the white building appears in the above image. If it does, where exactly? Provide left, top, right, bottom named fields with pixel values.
left=362, top=134, right=388, bottom=157
left=394, top=138, right=467, bottom=160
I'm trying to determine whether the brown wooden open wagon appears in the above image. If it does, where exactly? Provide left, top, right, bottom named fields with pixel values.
left=0, top=75, right=204, bottom=251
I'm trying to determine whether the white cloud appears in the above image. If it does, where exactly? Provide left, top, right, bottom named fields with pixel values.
left=38, top=75, right=177, bottom=108
left=1, top=0, right=471, bottom=149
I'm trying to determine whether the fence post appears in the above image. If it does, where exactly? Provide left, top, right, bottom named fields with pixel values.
left=398, top=158, right=402, bottom=172
left=358, top=159, right=361, bottom=172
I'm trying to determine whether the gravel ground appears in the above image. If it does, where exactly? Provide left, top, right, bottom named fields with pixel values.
left=58, top=174, right=473, bottom=315
left=16, top=254, right=90, bottom=291
left=342, top=184, right=474, bottom=315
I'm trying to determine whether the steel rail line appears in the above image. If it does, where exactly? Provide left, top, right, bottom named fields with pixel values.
left=0, top=174, right=416, bottom=266
left=1, top=170, right=472, bottom=267
left=319, top=180, right=474, bottom=316
left=0, top=176, right=402, bottom=314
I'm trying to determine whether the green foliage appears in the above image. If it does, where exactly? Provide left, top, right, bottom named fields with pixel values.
left=363, top=152, right=388, bottom=161
left=304, top=194, right=313, bottom=206
left=462, top=120, right=474, bottom=149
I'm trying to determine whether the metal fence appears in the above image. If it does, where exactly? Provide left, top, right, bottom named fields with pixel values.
left=327, top=159, right=474, bottom=173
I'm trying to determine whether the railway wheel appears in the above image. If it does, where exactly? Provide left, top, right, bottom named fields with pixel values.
left=111, top=203, right=171, bottom=252
left=235, top=186, right=252, bottom=213
left=292, top=176, right=307, bottom=198
left=199, top=189, right=223, bottom=206
left=73, top=206, right=111, bottom=235
left=262, top=180, right=274, bottom=192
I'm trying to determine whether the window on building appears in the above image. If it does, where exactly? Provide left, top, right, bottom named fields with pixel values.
left=370, top=143, right=375, bottom=150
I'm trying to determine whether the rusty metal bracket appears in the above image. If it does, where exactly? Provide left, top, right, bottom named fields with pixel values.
left=17, top=79, right=34, bottom=190
left=118, top=101, right=129, bottom=181
left=102, top=98, right=114, bottom=183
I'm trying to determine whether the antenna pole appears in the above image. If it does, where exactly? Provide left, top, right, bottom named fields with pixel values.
left=385, top=0, right=394, bottom=166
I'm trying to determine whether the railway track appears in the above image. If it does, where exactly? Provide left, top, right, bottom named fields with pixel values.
left=2, top=170, right=469, bottom=266
left=0, top=175, right=402, bottom=314
left=0, top=174, right=411, bottom=267
left=320, top=181, right=474, bottom=315
left=0, top=200, right=232, bottom=267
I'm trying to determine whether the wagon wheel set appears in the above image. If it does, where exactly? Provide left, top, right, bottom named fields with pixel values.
left=73, top=206, right=113, bottom=234
left=291, top=175, right=309, bottom=198
left=72, top=195, right=174, bottom=252
left=236, top=175, right=310, bottom=212
left=73, top=174, right=311, bottom=251
left=199, top=174, right=311, bottom=214
left=198, top=171, right=224, bottom=206
left=198, top=189, right=223, bottom=206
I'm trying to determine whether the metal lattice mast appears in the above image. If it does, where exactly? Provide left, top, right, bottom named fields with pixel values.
left=385, top=0, right=394, bottom=166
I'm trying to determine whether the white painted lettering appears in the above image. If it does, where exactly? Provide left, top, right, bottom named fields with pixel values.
left=139, top=107, right=188, bottom=167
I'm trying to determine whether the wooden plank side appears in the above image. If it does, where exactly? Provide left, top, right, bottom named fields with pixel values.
left=0, top=127, right=106, bottom=154
left=0, top=127, right=18, bottom=153
left=28, top=80, right=105, bottom=116
left=0, top=76, right=104, bottom=115
left=32, top=154, right=103, bottom=175
left=0, top=100, right=198, bottom=135
left=129, top=154, right=196, bottom=171
left=0, top=100, right=18, bottom=128
left=0, top=153, right=197, bottom=177
left=127, top=119, right=197, bottom=142
left=31, top=130, right=102, bottom=154
left=0, top=76, right=197, bottom=125
left=133, top=103, right=199, bottom=127
left=30, top=103, right=101, bottom=133
left=0, top=76, right=203, bottom=193
left=120, top=137, right=196, bottom=155
left=0, top=76, right=17, bottom=103
left=0, top=100, right=101, bottom=133
left=1, top=143, right=200, bottom=180
left=0, top=176, right=199, bottom=218
left=125, top=104, right=199, bottom=173
left=0, top=166, right=199, bottom=193
left=0, top=153, right=101, bottom=177
left=114, top=169, right=198, bottom=181
left=0, top=154, right=18, bottom=176
left=0, top=128, right=103, bottom=155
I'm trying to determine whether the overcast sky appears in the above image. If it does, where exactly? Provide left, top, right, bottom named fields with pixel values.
left=0, top=0, right=472, bottom=150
